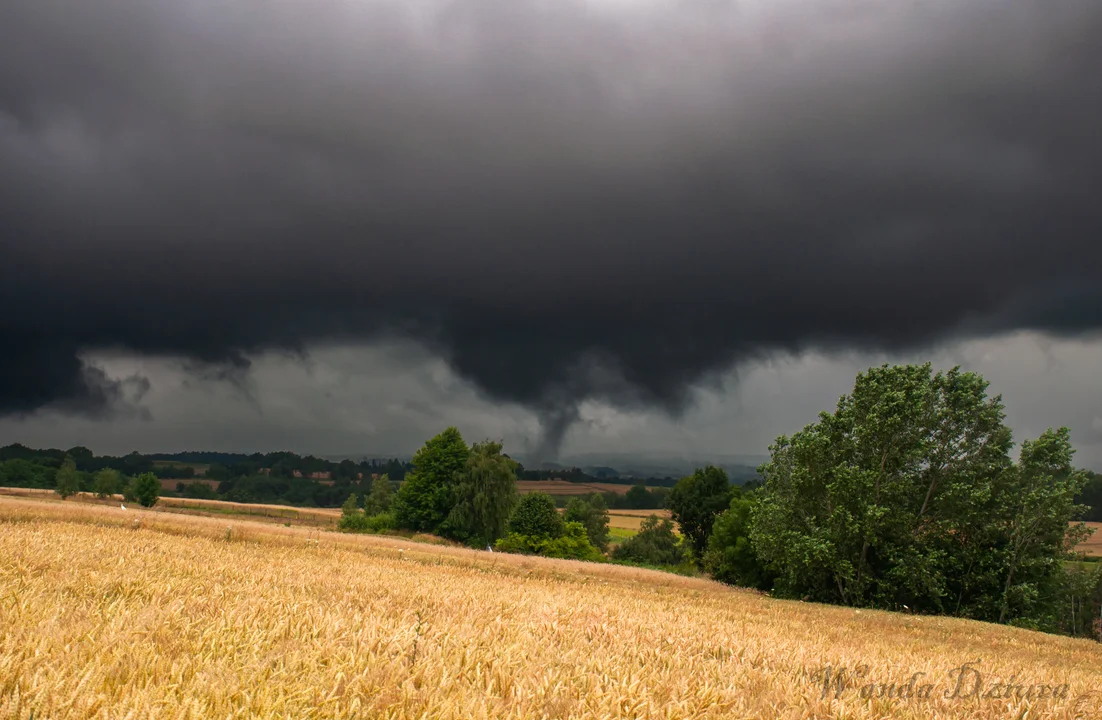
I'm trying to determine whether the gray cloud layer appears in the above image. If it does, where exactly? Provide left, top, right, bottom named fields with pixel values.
left=2, top=0, right=1100, bottom=452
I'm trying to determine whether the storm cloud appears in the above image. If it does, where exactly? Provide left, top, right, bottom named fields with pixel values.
left=1, top=0, right=1100, bottom=448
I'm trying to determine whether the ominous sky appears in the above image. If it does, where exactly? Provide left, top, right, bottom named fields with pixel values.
left=1, top=0, right=1100, bottom=466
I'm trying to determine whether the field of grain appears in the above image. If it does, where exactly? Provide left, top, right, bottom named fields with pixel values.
left=606, top=508, right=674, bottom=532
left=0, top=488, right=340, bottom=528
left=517, top=480, right=662, bottom=496
left=1079, top=522, right=1102, bottom=557
left=2, top=494, right=1100, bottom=720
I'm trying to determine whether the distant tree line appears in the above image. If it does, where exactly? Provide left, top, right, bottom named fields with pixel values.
left=0, top=444, right=416, bottom=508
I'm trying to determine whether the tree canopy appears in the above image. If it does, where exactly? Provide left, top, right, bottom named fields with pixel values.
left=749, top=363, right=1091, bottom=628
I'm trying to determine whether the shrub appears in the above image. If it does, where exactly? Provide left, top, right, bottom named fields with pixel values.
left=495, top=522, right=604, bottom=562
left=133, top=472, right=161, bottom=507
left=339, top=493, right=395, bottom=534
left=704, top=494, right=773, bottom=590
left=507, top=492, right=563, bottom=539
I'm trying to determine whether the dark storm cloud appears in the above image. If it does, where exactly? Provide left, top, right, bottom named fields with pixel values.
left=1, top=0, right=1101, bottom=450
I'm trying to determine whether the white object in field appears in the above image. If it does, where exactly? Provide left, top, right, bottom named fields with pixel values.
left=487, top=545, right=493, bottom=552
left=120, top=504, right=126, bottom=510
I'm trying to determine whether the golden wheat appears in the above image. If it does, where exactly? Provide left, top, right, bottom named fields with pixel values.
left=1, top=496, right=1099, bottom=719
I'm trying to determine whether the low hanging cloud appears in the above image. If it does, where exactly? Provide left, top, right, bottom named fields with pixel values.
left=1, top=0, right=1100, bottom=452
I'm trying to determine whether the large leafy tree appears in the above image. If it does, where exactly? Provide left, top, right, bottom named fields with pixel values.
left=995, top=428, right=1091, bottom=624
left=667, top=466, right=735, bottom=558
left=441, top=441, right=518, bottom=547
left=751, top=363, right=1090, bottom=626
left=564, top=493, right=610, bottom=551
left=54, top=456, right=81, bottom=499
left=93, top=468, right=121, bottom=499
left=392, top=427, right=470, bottom=533
left=364, top=473, right=392, bottom=516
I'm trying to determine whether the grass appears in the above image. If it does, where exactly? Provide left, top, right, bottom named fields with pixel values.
left=2, top=495, right=1101, bottom=719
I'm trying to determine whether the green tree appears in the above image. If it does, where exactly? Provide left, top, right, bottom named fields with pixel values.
left=1077, top=471, right=1102, bottom=522
left=667, top=466, right=734, bottom=558
left=93, top=468, right=121, bottom=499
left=392, top=427, right=469, bottom=533
left=996, top=428, right=1091, bottom=624
left=339, top=493, right=369, bottom=531
left=564, top=494, right=610, bottom=551
left=54, top=456, right=81, bottom=499
left=507, top=492, right=564, bottom=539
left=704, top=492, right=772, bottom=589
left=441, top=441, right=518, bottom=547
left=750, top=363, right=1090, bottom=628
left=133, top=472, right=160, bottom=507
left=611, top=515, right=684, bottom=566
left=364, top=474, right=393, bottom=516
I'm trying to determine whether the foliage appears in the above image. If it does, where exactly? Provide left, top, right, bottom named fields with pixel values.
left=392, top=427, right=469, bottom=533
left=1077, top=470, right=1102, bottom=522
left=0, top=458, right=56, bottom=488
left=995, top=428, right=1092, bottom=623
left=564, top=493, right=610, bottom=551
left=177, top=481, right=217, bottom=499
left=339, top=493, right=395, bottom=533
left=495, top=522, right=605, bottom=562
left=93, top=468, right=122, bottom=498
left=611, top=515, right=685, bottom=567
left=54, top=457, right=81, bottom=499
left=133, top=472, right=161, bottom=507
left=751, top=363, right=1090, bottom=628
left=364, top=474, right=392, bottom=516
left=667, top=466, right=735, bottom=558
left=704, top=493, right=772, bottom=590
left=440, top=441, right=518, bottom=547
left=507, top=492, right=564, bottom=539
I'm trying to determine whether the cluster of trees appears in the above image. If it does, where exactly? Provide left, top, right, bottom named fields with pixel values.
left=666, top=364, right=1100, bottom=638
left=338, top=428, right=610, bottom=561
left=48, top=456, right=161, bottom=507
left=495, top=493, right=605, bottom=561
left=1, top=448, right=163, bottom=508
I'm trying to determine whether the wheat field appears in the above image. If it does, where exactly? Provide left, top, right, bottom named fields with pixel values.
left=1, top=495, right=1099, bottom=719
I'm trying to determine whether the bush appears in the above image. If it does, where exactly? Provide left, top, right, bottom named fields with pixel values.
left=94, top=468, right=121, bottom=498
left=339, top=493, right=395, bottom=533
left=365, top=512, right=395, bottom=532
left=612, top=515, right=685, bottom=566
left=133, top=472, right=160, bottom=507
left=507, top=492, right=563, bottom=539
left=495, top=522, right=604, bottom=562
left=704, top=494, right=773, bottom=590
